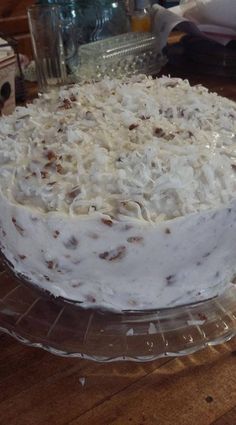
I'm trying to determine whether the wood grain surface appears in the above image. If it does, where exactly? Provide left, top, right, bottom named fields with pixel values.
left=0, top=333, right=236, bottom=425
left=0, top=0, right=33, bottom=19
left=0, top=0, right=34, bottom=57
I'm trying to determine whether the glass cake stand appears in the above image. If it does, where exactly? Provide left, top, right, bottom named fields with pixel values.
left=0, top=260, right=236, bottom=362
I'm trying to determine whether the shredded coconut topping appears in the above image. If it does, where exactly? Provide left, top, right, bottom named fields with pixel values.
left=1, top=75, right=236, bottom=222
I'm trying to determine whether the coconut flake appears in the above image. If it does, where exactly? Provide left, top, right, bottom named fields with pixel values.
left=0, top=76, right=236, bottom=221
left=79, top=377, right=86, bottom=387
left=126, top=328, right=134, bottom=336
left=148, top=322, right=156, bottom=334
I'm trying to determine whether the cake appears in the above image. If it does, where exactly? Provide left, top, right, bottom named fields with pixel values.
left=0, top=75, right=236, bottom=311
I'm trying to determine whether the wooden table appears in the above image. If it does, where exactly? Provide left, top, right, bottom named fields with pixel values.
left=1, top=333, right=236, bottom=425
left=1, top=42, right=236, bottom=425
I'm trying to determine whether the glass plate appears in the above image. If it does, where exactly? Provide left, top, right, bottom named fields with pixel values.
left=0, top=260, right=236, bottom=362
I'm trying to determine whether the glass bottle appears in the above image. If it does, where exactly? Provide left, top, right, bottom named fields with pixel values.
left=131, top=0, right=151, bottom=32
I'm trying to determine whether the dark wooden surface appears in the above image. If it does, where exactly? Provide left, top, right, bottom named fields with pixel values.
left=1, top=29, right=236, bottom=425
left=1, top=333, right=236, bottom=425
left=0, top=0, right=34, bottom=58
left=0, top=0, right=33, bottom=18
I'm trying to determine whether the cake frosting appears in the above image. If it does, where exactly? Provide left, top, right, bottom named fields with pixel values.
left=0, top=75, right=236, bottom=311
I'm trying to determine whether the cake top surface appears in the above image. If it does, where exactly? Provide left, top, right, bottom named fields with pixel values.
left=1, top=75, right=236, bottom=222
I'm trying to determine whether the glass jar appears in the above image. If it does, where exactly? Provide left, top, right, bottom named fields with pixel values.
left=37, top=0, right=130, bottom=43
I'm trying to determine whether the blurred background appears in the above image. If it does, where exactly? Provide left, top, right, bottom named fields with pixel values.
left=0, top=1, right=180, bottom=59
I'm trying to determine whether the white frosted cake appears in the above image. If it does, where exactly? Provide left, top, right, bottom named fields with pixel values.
left=0, top=75, right=236, bottom=311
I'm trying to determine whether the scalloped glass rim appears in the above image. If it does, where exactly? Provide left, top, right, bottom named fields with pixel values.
left=0, top=261, right=236, bottom=362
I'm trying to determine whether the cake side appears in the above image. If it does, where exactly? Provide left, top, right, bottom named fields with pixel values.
left=0, top=190, right=236, bottom=311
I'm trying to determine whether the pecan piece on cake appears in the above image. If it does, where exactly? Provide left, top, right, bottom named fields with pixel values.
left=12, top=218, right=25, bottom=236
left=99, top=246, right=126, bottom=261
left=63, top=236, right=79, bottom=250
left=101, top=218, right=113, bottom=227
left=127, top=236, right=144, bottom=244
